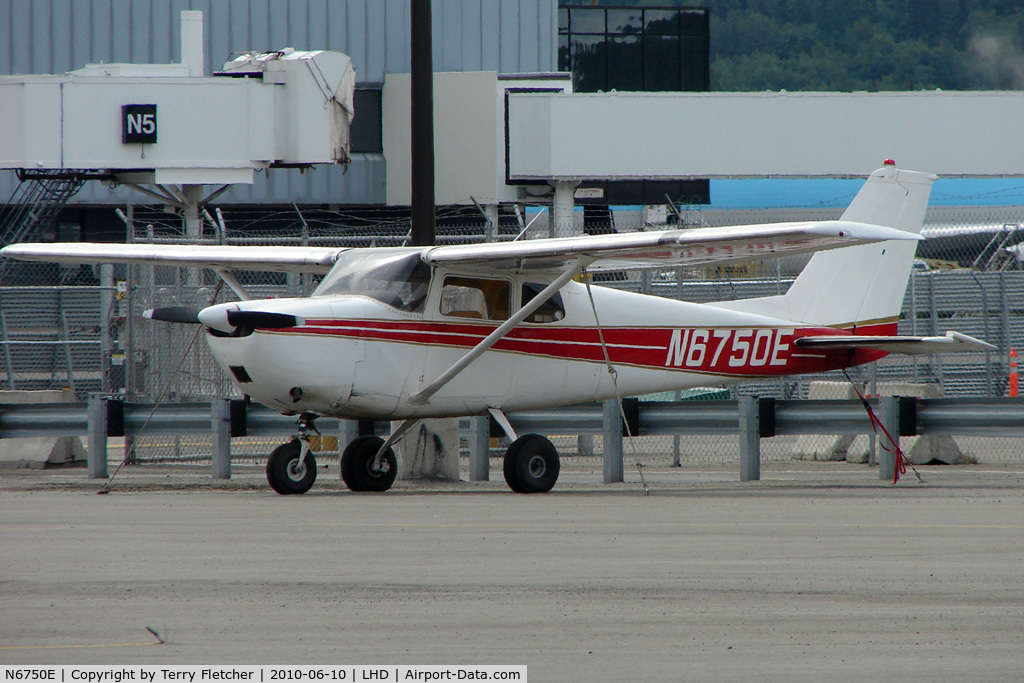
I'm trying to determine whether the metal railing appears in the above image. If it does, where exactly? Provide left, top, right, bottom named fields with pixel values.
left=0, top=285, right=115, bottom=396
left=3, top=396, right=1023, bottom=484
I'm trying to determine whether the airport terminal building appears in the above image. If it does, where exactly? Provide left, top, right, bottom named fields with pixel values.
left=0, top=0, right=711, bottom=245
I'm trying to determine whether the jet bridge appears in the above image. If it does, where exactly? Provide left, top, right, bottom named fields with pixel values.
left=0, top=10, right=354, bottom=246
left=384, top=73, right=1024, bottom=236
left=0, top=18, right=355, bottom=185
left=504, top=90, right=1024, bottom=181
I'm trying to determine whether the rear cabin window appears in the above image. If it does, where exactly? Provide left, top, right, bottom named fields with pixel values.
left=522, top=283, right=565, bottom=323
left=440, top=277, right=511, bottom=321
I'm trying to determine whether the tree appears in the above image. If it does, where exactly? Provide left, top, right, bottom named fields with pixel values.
left=705, top=0, right=1024, bottom=91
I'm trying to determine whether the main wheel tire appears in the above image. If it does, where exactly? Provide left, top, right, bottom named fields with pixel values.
left=341, top=435, right=398, bottom=492
left=266, top=440, right=317, bottom=495
left=503, top=434, right=560, bottom=494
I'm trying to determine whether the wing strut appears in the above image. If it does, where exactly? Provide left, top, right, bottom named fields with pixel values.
left=213, top=269, right=252, bottom=301
left=407, top=261, right=588, bottom=407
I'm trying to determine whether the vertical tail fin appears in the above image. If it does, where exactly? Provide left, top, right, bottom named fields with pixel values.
left=715, top=164, right=936, bottom=331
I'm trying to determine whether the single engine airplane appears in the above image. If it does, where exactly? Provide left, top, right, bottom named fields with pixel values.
left=0, top=163, right=993, bottom=494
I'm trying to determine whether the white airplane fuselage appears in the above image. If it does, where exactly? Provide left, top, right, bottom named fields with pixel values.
left=204, top=271, right=886, bottom=420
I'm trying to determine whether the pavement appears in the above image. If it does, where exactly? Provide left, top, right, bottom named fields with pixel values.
left=2, top=461, right=1023, bottom=681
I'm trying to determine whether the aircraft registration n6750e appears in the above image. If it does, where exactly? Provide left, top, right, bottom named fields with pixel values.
left=0, top=163, right=994, bottom=494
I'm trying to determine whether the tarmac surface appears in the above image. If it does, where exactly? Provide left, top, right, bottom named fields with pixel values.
left=2, top=460, right=1023, bottom=681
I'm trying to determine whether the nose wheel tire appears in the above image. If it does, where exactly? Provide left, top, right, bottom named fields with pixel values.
left=266, top=440, right=317, bottom=495
left=341, top=435, right=398, bottom=492
left=503, top=434, right=560, bottom=493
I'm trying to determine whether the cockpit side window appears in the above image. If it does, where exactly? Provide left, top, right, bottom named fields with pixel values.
left=522, top=283, right=565, bottom=323
left=440, top=276, right=511, bottom=321
left=313, top=250, right=430, bottom=313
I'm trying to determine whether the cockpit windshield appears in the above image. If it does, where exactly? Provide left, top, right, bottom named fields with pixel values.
left=313, top=249, right=431, bottom=313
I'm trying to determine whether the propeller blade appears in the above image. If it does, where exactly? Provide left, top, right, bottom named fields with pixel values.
left=226, top=310, right=303, bottom=329
left=143, top=306, right=202, bottom=324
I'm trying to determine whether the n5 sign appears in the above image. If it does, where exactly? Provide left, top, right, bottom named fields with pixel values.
left=122, top=104, right=157, bottom=143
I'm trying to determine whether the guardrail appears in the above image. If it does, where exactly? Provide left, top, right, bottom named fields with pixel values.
left=2, top=396, right=1023, bottom=483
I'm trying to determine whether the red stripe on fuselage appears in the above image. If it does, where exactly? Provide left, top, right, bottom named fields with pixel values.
left=271, top=318, right=892, bottom=377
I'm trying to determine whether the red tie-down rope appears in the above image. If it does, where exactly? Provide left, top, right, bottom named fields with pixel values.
left=843, top=370, right=920, bottom=484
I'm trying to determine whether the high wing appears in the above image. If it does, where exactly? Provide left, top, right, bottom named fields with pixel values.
left=0, top=243, right=347, bottom=273
left=1, top=219, right=915, bottom=274
left=423, top=220, right=919, bottom=272
left=795, top=331, right=995, bottom=355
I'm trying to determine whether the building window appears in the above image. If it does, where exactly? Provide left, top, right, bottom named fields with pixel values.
left=558, top=4, right=711, bottom=204
left=558, top=5, right=709, bottom=93
left=350, top=87, right=383, bottom=153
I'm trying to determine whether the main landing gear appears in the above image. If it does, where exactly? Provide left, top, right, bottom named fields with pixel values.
left=503, top=434, right=560, bottom=493
left=488, top=408, right=560, bottom=493
left=340, top=435, right=398, bottom=492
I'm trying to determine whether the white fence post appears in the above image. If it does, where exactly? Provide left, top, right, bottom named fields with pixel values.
left=86, top=394, right=108, bottom=479
left=878, top=396, right=900, bottom=481
left=337, top=419, right=359, bottom=481
left=603, top=399, right=624, bottom=483
left=469, top=415, right=490, bottom=481
left=739, top=396, right=761, bottom=482
left=211, top=398, right=232, bottom=479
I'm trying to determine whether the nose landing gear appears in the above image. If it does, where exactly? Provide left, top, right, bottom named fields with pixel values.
left=266, top=413, right=318, bottom=495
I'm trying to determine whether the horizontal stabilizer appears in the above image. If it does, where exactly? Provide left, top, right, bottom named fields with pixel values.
left=795, top=331, right=995, bottom=355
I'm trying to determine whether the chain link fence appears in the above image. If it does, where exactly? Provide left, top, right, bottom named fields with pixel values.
left=3, top=198, right=1024, bottom=468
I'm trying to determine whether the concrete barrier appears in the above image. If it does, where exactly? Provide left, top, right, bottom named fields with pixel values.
left=792, top=381, right=967, bottom=465
left=0, top=390, right=87, bottom=469
left=792, top=382, right=859, bottom=461
left=846, top=383, right=967, bottom=465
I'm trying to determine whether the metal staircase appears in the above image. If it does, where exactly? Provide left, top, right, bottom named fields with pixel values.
left=0, top=170, right=88, bottom=247
left=971, top=224, right=1024, bottom=271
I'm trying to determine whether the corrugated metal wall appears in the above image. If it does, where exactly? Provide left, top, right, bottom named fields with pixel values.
left=0, top=0, right=558, bottom=205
